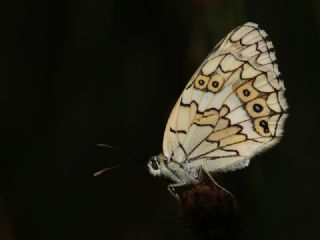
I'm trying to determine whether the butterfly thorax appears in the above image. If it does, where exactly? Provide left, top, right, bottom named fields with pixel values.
left=148, top=153, right=202, bottom=185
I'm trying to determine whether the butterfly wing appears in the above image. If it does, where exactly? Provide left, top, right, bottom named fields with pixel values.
left=163, top=22, right=288, bottom=172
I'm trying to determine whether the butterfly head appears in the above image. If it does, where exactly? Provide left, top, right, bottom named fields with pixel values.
left=147, top=155, right=164, bottom=176
left=148, top=153, right=199, bottom=184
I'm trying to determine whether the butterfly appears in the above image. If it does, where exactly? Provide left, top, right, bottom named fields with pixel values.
left=147, top=22, right=288, bottom=198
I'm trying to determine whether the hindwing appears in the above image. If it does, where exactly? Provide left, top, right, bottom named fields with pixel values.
left=163, top=22, right=288, bottom=172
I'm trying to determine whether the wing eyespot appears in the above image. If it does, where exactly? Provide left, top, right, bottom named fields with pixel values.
left=208, top=74, right=225, bottom=93
left=254, top=117, right=271, bottom=137
left=245, top=98, right=270, bottom=118
left=253, top=103, right=263, bottom=113
left=236, top=80, right=260, bottom=102
left=194, top=75, right=209, bottom=90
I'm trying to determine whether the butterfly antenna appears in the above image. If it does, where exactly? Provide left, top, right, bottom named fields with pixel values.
left=96, top=143, right=121, bottom=150
left=94, top=143, right=146, bottom=177
left=94, top=143, right=142, bottom=176
left=93, top=165, right=122, bottom=177
left=94, top=143, right=123, bottom=177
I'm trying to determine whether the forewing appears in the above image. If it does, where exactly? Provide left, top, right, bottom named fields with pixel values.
left=163, top=22, right=288, bottom=172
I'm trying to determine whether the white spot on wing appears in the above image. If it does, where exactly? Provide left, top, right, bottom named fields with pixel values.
left=189, top=141, right=218, bottom=159
left=207, top=84, right=233, bottom=109
left=198, top=92, right=214, bottom=112
left=242, top=63, right=262, bottom=79
left=242, top=30, right=263, bottom=45
left=241, top=44, right=260, bottom=57
left=223, top=93, right=242, bottom=111
left=183, top=125, right=213, bottom=155
left=224, top=140, right=263, bottom=157
left=226, top=107, right=249, bottom=125
left=202, top=156, right=247, bottom=172
left=205, top=149, right=237, bottom=158
left=257, top=52, right=272, bottom=65
left=231, top=26, right=255, bottom=42
left=253, top=74, right=274, bottom=92
left=267, top=92, right=281, bottom=112
left=220, top=54, right=243, bottom=72
left=202, top=55, right=224, bottom=75
left=238, top=121, right=260, bottom=139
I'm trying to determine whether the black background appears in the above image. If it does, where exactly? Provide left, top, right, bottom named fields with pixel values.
left=1, top=0, right=320, bottom=240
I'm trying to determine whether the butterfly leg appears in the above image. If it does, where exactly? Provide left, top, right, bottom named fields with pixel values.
left=202, top=168, right=235, bottom=199
left=167, top=182, right=187, bottom=201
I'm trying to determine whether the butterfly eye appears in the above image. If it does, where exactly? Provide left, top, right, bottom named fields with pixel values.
left=194, top=75, right=209, bottom=90
left=208, top=74, right=224, bottom=93
left=151, top=159, right=159, bottom=170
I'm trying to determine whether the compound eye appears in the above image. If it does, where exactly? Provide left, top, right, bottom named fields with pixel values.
left=151, top=159, right=159, bottom=170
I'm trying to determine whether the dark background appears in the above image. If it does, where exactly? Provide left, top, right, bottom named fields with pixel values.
left=1, top=0, right=319, bottom=239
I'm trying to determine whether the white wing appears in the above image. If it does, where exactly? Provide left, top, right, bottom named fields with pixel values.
left=162, top=22, right=288, bottom=173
